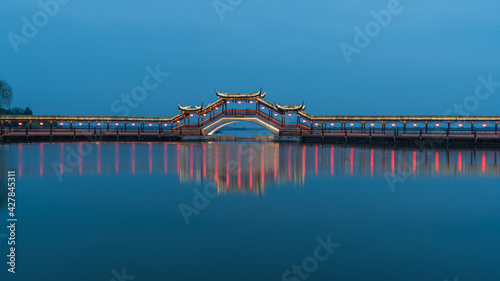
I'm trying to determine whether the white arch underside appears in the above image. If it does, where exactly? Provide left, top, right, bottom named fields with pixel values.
left=203, top=117, right=280, bottom=136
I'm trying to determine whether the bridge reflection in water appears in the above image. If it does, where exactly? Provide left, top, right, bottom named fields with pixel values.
left=3, top=142, right=499, bottom=193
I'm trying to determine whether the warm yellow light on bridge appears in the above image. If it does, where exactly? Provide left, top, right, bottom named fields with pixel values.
left=261, top=106, right=265, bottom=110
left=483, top=124, right=487, bottom=127
left=436, top=124, right=440, bottom=127
left=60, top=122, right=64, bottom=126
left=97, top=123, right=101, bottom=126
left=164, top=123, right=168, bottom=126
left=288, top=113, right=292, bottom=117
left=350, top=123, right=354, bottom=126
left=177, top=121, right=180, bottom=123
left=190, top=114, right=193, bottom=117
left=413, top=123, right=417, bottom=127
left=226, top=101, right=230, bottom=104
left=149, top=123, right=152, bottom=127
left=274, top=113, right=278, bottom=116
left=302, top=120, right=306, bottom=123
left=392, top=123, right=396, bottom=127
left=79, top=123, right=82, bottom=126
left=238, top=101, right=241, bottom=104
left=215, top=107, right=219, bottom=110
left=371, top=123, right=374, bottom=127
left=459, top=124, right=463, bottom=127
left=18, top=122, right=22, bottom=126
left=203, top=114, right=206, bottom=116
left=315, top=123, right=319, bottom=126
left=115, top=123, right=119, bottom=126
left=331, top=123, right=334, bottom=126
left=39, top=122, right=44, bottom=126
left=249, top=101, right=253, bottom=104
left=132, top=123, right=135, bottom=126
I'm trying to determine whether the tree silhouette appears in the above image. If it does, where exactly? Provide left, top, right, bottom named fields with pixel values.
left=0, top=80, right=13, bottom=109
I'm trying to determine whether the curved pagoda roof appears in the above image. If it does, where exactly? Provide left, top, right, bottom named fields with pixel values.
left=177, top=103, right=203, bottom=113
left=215, top=89, right=266, bottom=99
left=275, top=102, right=306, bottom=112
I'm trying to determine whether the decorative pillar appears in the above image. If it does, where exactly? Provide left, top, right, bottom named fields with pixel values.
left=70, top=121, right=73, bottom=129
left=403, top=121, right=407, bottom=133
left=471, top=122, right=474, bottom=132
left=124, top=122, right=127, bottom=132
left=425, top=121, right=428, bottom=134
left=88, top=121, right=91, bottom=132
left=29, top=120, right=32, bottom=129
left=495, top=121, right=498, bottom=134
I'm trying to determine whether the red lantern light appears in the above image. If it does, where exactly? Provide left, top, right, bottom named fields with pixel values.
left=288, top=113, right=292, bottom=117
left=40, top=122, right=44, bottom=126
left=132, top=123, right=135, bottom=126
left=436, top=124, right=440, bottom=127
left=261, top=106, right=265, bottom=110
left=79, top=123, right=82, bottom=126
left=249, top=101, right=253, bottom=104
left=413, top=123, right=417, bottom=127
left=149, top=123, right=152, bottom=127
left=18, top=122, right=22, bottom=126
left=226, top=101, right=230, bottom=104
left=331, top=123, right=334, bottom=126
left=115, top=123, right=119, bottom=126
left=302, top=120, right=306, bottom=123
left=371, top=123, right=375, bottom=127
left=315, top=123, right=319, bottom=126
left=97, top=123, right=101, bottom=126
left=238, top=101, right=242, bottom=104
left=392, top=123, right=396, bottom=127
left=60, top=122, right=64, bottom=126
left=458, top=124, right=463, bottom=127
left=350, top=123, right=354, bottom=126
left=483, top=124, right=487, bottom=127
left=215, top=107, right=219, bottom=110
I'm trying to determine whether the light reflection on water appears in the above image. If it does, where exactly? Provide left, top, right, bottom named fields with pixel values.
left=0, top=142, right=500, bottom=281
left=1, top=142, right=499, bottom=192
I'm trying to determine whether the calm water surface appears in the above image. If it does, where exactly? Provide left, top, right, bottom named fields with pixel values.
left=0, top=142, right=499, bottom=281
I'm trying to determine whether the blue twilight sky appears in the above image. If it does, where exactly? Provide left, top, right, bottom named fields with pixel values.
left=0, top=0, right=499, bottom=117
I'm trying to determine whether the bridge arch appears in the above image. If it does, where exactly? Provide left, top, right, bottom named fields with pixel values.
left=203, top=117, right=280, bottom=136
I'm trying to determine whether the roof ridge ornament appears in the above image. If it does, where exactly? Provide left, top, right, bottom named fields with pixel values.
left=215, top=89, right=267, bottom=99
left=177, top=102, right=204, bottom=113
left=274, top=101, right=306, bottom=112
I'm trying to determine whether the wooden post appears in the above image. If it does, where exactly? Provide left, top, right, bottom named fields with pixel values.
left=124, top=122, right=127, bottom=132
left=88, top=121, right=91, bottom=132
left=106, top=121, right=109, bottom=132
left=69, top=121, right=73, bottom=129
left=403, top=121, right=406, bottom=134
left=447, top=121, right=450, bottom=131
left=425, top=121, right=428, bottom=134
left=471, top=122, right=474, bottom=132
left=495, top=121, right=498, bottom=134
